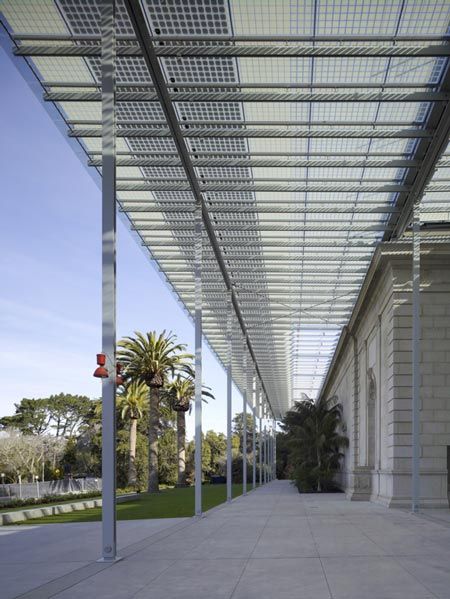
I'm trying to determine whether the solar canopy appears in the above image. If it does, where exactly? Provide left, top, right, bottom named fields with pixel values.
left=2, top=0, right=450, bottom=418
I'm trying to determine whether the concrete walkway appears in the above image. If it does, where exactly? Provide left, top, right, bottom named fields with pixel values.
left=2, top=480, right=450, bottom=598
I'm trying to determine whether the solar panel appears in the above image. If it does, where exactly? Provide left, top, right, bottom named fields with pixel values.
left=1, top=0, right=449, bottom=416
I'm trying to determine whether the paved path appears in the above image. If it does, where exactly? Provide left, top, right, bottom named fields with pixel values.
left=2, top=480, right=450, bottom=598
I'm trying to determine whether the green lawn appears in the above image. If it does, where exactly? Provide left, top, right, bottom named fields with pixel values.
left=16, top=484, right=244, bottom=524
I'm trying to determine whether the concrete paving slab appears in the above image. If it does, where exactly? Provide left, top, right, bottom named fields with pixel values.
left=132, top=558, right=246, bottom=599
left=232, top=557, right=331, bottom=599
left=2, top=480, right=450, bottom=599
left=251, top=527, right=318, bottom=558
left=397, top=553, right=450, bottom=599
left=321, top=556, right=435, bottom=598
left=50, top=558, right=175, bottom=599
left=313, top=533, right=386, bottom=557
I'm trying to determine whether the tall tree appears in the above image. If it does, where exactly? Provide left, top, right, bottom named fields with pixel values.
left=0, top=395, right=92, bottom=437
left=164, top=375, right=214, bottom=486
left=46, top=394, right=92, bottom=437
left=118, top=331, right=192, bottom=493
left=186, top=430, right=224, bottom=482
left=232, top=412, right=254, bottom=454
left=0, top=398, right=51, bottom=435
left=204, top=430, right=227, bottom=475
left=117, top=381, right=147, bottom=487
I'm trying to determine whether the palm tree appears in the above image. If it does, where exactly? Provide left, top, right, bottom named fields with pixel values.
left=118, top=331, right=193, bottom=493
left=164, top=375, right=214, bottom=487
left=284, top=395, right=348, bottom=492
left=117, top=381, right=147, bottom=487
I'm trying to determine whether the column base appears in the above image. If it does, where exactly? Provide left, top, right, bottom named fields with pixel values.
left=340, top=467, right=372, bottom=502
left=369, top=469, right=450, bottom=509
left=97, top=556, right=122, bottom=563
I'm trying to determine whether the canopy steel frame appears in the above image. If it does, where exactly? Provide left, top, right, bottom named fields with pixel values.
left=149, top=254, right=373, bottom=262
left=5, top=0, right=449, bottom=420
left=90, top=150, right=421, bottom=158
left=153, top=253, right=376, bottom=262
left=73, top=117, right=427, bottom=126
left=119, top=176, right=405, bottom=183
left=134, top=217, right=393, bottom=225
left=50, top=90, right=446, bottom=102
left=163, top=267, right=367, bottom=274
left=123, top=0, right=274, bottom=413
left=13, top=33, right=450, bottom=42
left=164, top=270, right=367, bottom=280
left=390, top=67, right=450, bottom=238
left=134, top=223, right=391, bottom=231
left=45, top=81, right=440, bottom=90
left=142, top=239, right=383, bottom=247
left=15, top=43, right=450, bottom=58
left=121, top=183, right=410, bottom=193
left=121, top=205, right=401, bottom=214
left=69, top=125, right=431, bottom=138
left=93, top=158, right=421, bottom=168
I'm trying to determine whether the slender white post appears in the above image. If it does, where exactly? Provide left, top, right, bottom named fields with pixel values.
left=270, top=416, right=274, bottom=480
left=268, top=425, right=272, bottom=482
left=273, top=419, right=277, bottom=480
left=252, top=371, right=257, bottom=490
left=259, top=388, right=263, bottom=485
left=264, top=424, right=268, bottom=484
left=100, top=0, right=117, bottom=562
left=412, top=197, right=421, bottom=513
left=226, top=292, right=233, bottom=503
left=242, top=339, right=247, bottom=495
left=194, top=201, right=203, bottom=517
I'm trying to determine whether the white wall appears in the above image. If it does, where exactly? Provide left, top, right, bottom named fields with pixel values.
left=322, top=243, right=450, bottom=508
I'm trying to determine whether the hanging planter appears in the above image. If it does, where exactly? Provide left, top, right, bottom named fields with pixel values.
left=170, top=392, right=190, bottom=412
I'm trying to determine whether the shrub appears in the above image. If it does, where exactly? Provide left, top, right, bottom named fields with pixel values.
left=281, top=396, right=348, bottom=493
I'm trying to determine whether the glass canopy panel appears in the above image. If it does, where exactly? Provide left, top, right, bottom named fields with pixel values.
left=1, top=0, right=449, bottom=416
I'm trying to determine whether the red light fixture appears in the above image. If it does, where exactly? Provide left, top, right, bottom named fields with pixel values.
left=94, top=366, right=109, bottom=378
left=93, top=353, right=109, bottom=379
left=116, top=362, right=125, bottom=386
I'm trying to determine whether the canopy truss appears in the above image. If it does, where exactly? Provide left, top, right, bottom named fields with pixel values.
left=2, top=0, right=450, bottom=418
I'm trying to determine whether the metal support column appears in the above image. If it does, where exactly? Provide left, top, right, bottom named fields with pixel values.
left=99, top=0, right=117, bottom=563
left=194, top=201, right=203, bottom=517
left=264, top=424, right=268, bottom=484
left=226, top=292, right=232, bottom=503
left=268, top=425, right=272, bottom=482
left=412, top=197, right=421, bottom=513
left=252, top=371, right=257, bottom=490
left=242, top=340, right=247, bottom=495
left=273, top=419, right=277, bottom=480
left=259, top=388, right=263, bottom=486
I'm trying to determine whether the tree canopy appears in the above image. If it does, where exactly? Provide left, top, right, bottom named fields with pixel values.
left=0, top=394, right=92, bottom=437
left=232, top=412, right=255, bottom=454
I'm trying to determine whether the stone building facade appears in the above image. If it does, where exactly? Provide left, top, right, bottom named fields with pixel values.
left=320, top=242, right=450, bottom=508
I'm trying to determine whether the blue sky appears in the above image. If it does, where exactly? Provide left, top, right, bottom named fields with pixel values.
left=0, top=47, right=242, bottom=438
